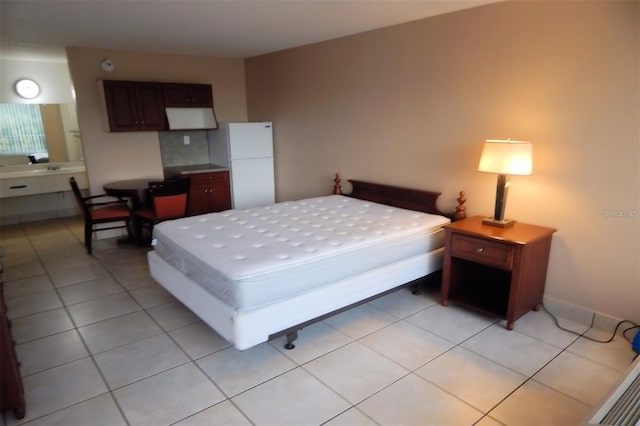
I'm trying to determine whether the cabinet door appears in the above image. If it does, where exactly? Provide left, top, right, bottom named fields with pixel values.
left=163, top=84, right=191, bottom=107
left=188, top=183, right=231, bottom=215
left=188, top=184, right=211, bottom=216
left=187, top=172, right=231, bottom=215
left=187, top=84, right=213, bottom=107
left=164, top=83, right=212, bottom=107
left=103, top=81, right=139, bottom=131
left=210, top=181, right=232, bottom=212
left=103, top=81, right=166, bottom=131
left=135, top=83, right=166, bottom=130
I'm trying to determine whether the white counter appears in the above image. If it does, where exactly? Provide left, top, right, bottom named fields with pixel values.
left=0, top=162, right=88, bottom=198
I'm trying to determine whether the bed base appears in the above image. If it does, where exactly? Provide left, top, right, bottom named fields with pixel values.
left=272, top=273, right=438, bottom=349
left=148, top=248, right=444, bottom=350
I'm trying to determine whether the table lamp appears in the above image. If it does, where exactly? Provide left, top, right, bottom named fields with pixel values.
left=478, top=139, right=532, bottom=227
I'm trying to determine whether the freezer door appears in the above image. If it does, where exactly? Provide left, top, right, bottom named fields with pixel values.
left=228, top=122, right=273, bottom=159
left=230, top=158, right=275, bottom=209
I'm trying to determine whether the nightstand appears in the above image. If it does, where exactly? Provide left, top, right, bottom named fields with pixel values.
left=441, top=216, right=557, bottom=330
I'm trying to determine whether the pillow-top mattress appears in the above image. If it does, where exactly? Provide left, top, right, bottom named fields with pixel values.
left=152, top=195, right=450, bottom=310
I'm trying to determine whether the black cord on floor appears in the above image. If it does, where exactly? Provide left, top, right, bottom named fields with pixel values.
left=542, top=304, right=639, bottom=345
left=623, top=324, right=640, bottom=343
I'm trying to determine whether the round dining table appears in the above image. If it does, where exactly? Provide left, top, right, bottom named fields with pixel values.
left=103, top=178, right=159, bottom=209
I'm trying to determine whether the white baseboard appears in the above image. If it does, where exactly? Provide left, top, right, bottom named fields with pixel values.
left=0, top=209, right=80, bottom=226
left=543, top=295, right=595, bottom=325
left=543, top=295, right=631, bottom=337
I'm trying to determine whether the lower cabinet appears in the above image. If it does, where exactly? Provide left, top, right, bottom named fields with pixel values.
left=0, top=274, right=26, bottom=419
left=188, top=171, right=231, bottom=215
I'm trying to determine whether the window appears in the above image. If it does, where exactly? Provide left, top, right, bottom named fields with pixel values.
left=0, top=104, right=47, bottom=156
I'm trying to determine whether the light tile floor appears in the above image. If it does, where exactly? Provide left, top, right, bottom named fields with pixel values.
left=0, top=217, right=637, bottom=426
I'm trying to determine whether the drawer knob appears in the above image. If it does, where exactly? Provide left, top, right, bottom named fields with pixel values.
left=476, top=247, right=484, bottom=253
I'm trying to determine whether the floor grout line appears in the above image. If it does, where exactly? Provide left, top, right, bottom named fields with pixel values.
left=0, top=217, right=635, bottom=425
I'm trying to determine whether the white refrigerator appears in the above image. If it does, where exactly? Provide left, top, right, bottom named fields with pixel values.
left=210, top=122, right=275, bottom=209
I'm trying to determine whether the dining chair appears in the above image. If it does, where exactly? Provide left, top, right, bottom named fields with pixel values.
left=133, top=178, right=190, bottom=245
left=69, top=176, right=132, bottom=255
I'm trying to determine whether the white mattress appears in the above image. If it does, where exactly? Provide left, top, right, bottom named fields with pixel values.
left=152, top=195, right=450, bottom=310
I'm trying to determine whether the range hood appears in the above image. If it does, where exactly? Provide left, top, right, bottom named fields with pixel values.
left=166, top=107, right=218, bottom=130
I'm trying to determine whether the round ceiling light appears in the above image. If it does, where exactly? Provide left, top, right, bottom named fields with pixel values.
left=15, top=79, right=40, bottom=99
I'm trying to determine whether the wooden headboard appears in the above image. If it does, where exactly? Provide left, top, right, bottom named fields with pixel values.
left=333, top=174, right=466, bottom=221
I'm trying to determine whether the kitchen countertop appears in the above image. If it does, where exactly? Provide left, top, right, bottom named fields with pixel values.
left=164, top=164, right=229, bottom=179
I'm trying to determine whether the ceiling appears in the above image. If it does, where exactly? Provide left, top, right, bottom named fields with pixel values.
left=0, top=0, right=499, bottom=60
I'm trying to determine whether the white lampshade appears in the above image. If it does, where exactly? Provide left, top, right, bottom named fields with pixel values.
left=478, top=139, right=533, bottom=176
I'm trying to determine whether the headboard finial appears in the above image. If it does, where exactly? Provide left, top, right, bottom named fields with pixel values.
left=333, top=173, right=342, bottom=195
left=454, top=191, right=467, bottom=221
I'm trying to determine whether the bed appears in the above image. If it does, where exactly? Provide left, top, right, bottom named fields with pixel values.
left=148, top=178, right=466, bottom=350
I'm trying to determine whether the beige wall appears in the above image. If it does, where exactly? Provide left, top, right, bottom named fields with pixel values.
left=66, top=47, right=247, bottom=194
left=246, top=1, right=640, bottom=322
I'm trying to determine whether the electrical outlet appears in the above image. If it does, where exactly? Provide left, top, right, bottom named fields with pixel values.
left=183, top=135, right=190, bottom=145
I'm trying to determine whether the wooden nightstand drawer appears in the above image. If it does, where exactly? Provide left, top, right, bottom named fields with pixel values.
left=450, top=234, right=514, bottom=270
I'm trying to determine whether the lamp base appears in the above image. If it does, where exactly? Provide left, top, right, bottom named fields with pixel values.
left=482, top=217, right=516, bottom=228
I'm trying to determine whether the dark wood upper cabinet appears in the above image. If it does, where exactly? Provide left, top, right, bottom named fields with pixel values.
left=136, top=83, right=166, bottom=129
left=163, top=83, right=213, bottom=107
left=103, top=80, right=166, bottom=132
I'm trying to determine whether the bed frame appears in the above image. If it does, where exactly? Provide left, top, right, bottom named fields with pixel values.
left=268, top=175, right=467, bottom=347
left=148, top=176, right=466, bottom=350
left=333, top=174, right=466, bottom=221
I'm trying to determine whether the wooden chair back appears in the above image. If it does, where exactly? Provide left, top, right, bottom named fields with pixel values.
left=68, top=176, right=132, bottom=254
left=69, top=176, right=90, bottom=217
left=147, top=178, right=190, bottom=221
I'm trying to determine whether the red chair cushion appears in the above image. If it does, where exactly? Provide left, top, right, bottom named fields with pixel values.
left=90, top=205, right=130, bottom=221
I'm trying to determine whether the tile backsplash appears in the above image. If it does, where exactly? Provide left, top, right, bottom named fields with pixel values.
left=159, top=130, right=210, bottom=166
